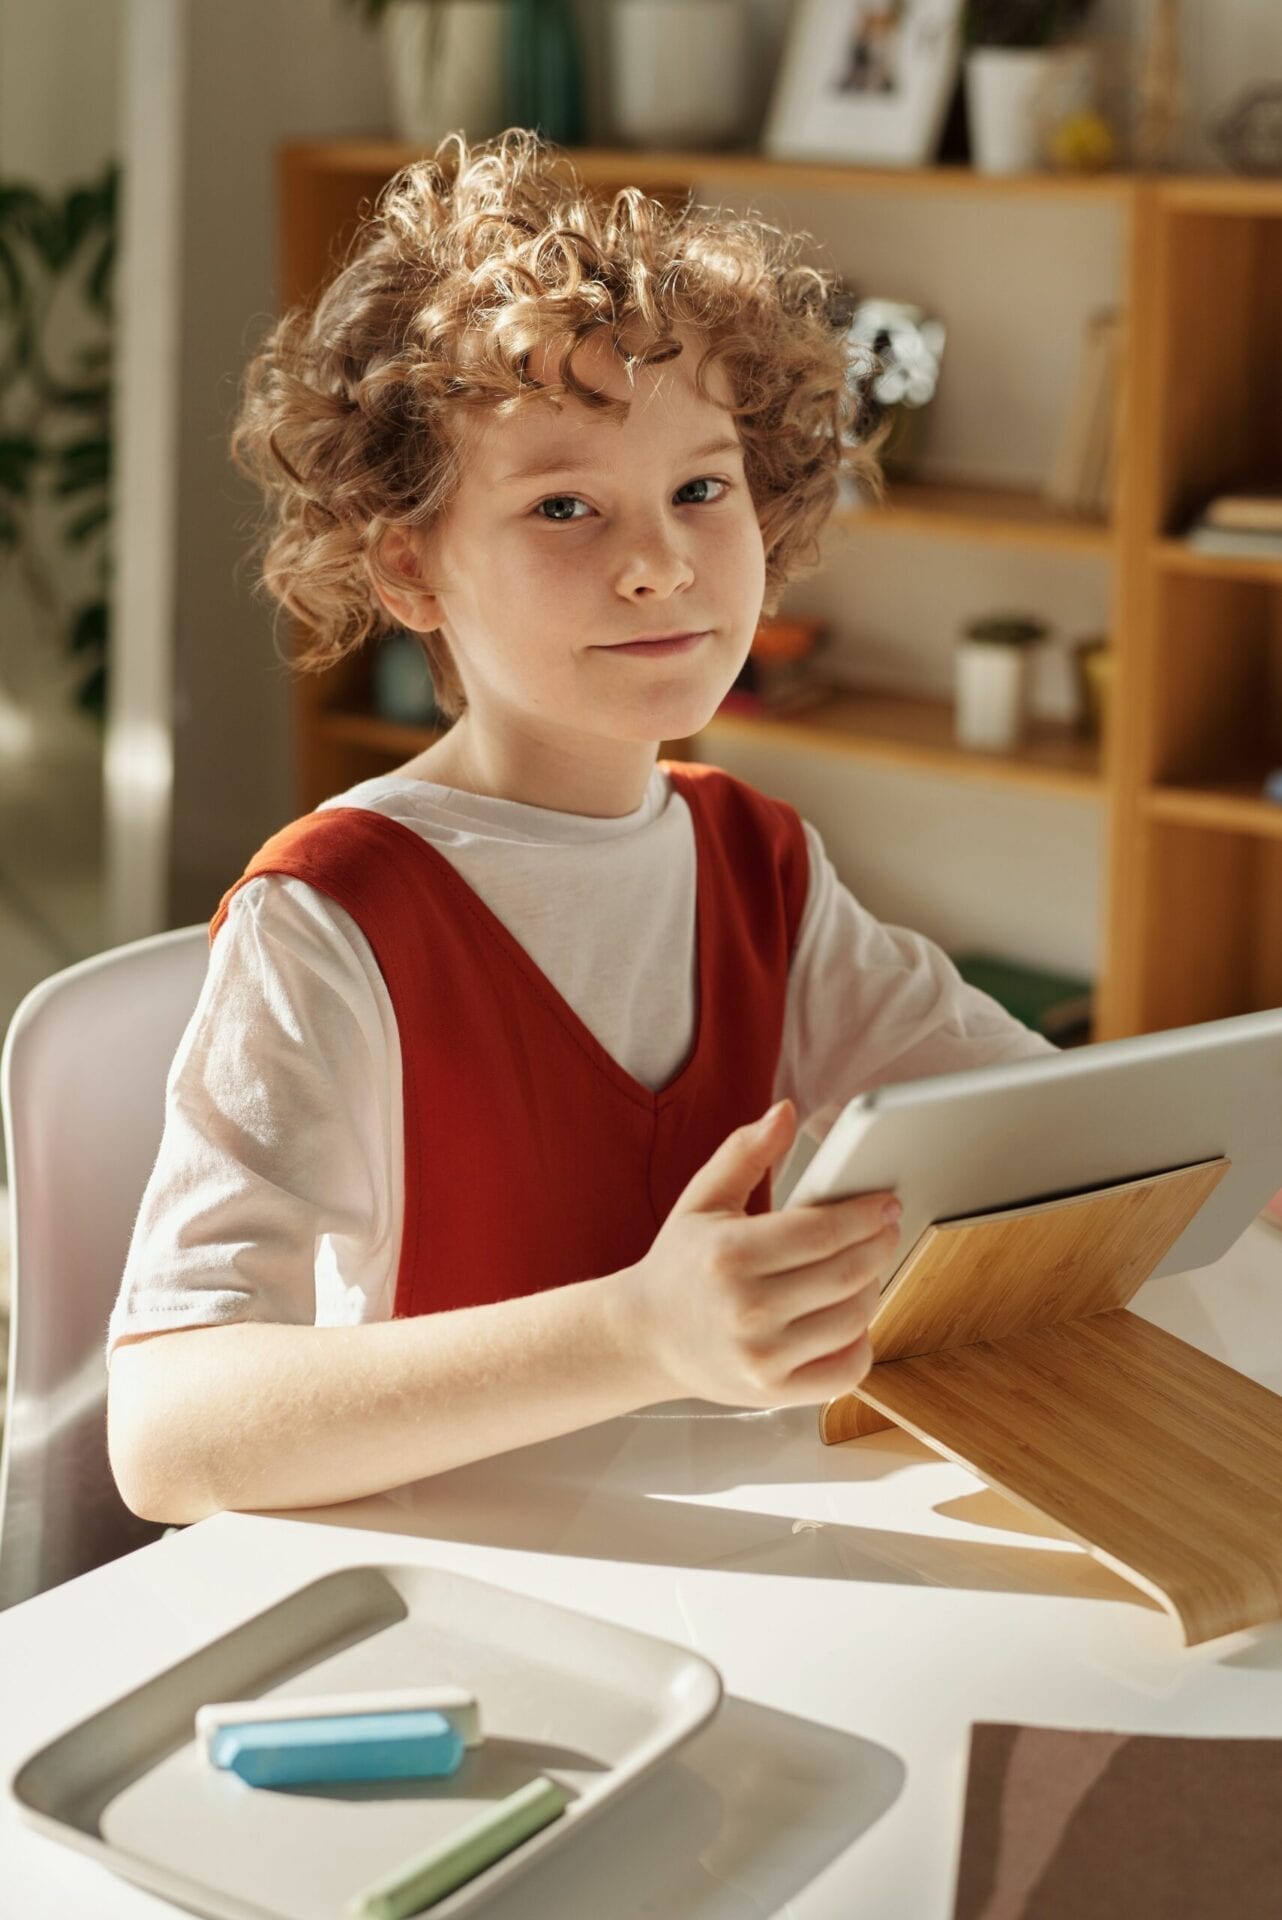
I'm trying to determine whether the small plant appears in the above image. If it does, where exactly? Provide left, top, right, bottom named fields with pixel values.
left=962, top=614, right=1049, bottom=646
left=0, top=165, right=116, bottom=718
left=963, top=0, right=1094, bottom=48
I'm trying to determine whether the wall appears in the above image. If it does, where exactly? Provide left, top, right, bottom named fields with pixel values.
left=165, top=1, right=387, bottom=924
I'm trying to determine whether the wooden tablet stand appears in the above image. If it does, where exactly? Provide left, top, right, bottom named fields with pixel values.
left=819, top=1158, right=1282, bottom=1645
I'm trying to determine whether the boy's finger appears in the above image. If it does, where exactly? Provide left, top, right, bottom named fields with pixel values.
left=735, top=1190, right=900, bottom=1275
left=674, top=1101, right=798, bottom=1217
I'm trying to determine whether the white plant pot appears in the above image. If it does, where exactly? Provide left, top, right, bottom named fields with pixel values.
left=611, top=0, right=751, bottom=149
left=382, top=0, right=509, bottom=149
left=955, top=641, right=1029, bottom=750
left=964, top=45, right=1096, bottom=175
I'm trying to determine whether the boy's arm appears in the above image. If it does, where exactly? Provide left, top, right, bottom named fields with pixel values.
left=776, top=822, right=1055, bottom=1126
left=109, top=1102, right=901, bottom=1524
left=107, top=1277, right=658, bottom=1524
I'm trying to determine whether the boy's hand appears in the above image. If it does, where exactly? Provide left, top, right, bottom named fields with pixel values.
left=616, top=1099, right=900, bottom=1409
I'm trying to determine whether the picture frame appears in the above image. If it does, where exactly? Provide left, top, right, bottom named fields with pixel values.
left=764, top=0, right=965, bottom=169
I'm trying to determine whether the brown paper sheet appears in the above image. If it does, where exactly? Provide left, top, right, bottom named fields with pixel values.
left=952, top=1722, right=1282, bottom=1919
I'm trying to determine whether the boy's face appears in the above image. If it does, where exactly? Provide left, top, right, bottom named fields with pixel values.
left=397, top=328, right=767, bottom=756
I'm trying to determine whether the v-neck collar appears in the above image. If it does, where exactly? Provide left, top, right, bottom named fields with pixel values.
left=355, top=764, right=708, bottom=1113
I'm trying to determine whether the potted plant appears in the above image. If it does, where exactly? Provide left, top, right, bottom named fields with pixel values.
left=955, top=613, right=1048, bottom=750
left=963, top=1, right=1098, bottom=174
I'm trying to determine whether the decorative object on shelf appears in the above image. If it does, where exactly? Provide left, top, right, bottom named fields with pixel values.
left=841, top=297, right=945, bottom=483
left=1071, top=635, right=1111, bottom=740
left=765, top=0, right=964, bottom=168
left=962, top=0, right=1097, bottom=175
left=1134, top=0, right=1184, bottom=172
left=371, top=629, right=440, bottom=726
left=1044, top=307, right=1120, bottom=517
left=504, top=0, right=586, bottom=146
left=346, top=1, right=510, bottom=148
left=1045, top=104, right=1116, bottom=172
left=719, top=615, right=830, bottom=717
left=952, top=950, right=1093, bottom=1044
left=954, top=612, right=1047, bottom=750
left=609, top=1, right=752, bottom=150
left=1212, top=87, right=1282, bottom=179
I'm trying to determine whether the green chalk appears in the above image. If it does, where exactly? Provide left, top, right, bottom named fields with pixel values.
left=345, top=1774, right=571, bottom=1920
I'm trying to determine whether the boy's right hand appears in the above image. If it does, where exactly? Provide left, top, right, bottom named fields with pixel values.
left=616, top=1099, right=900, bottom=1409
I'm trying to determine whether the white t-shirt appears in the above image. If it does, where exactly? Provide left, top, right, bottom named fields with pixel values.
left=107, top=766, right=1053, bottom=1354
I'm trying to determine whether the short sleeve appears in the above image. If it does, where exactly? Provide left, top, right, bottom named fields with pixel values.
left=776, top=820, right=1057, bottom=1132
left=106, top=874, right=404, bottom=1356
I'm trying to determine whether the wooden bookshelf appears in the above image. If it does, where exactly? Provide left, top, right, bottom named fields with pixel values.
left=843, top=480, right=1113, bottom=555
left=704, top=691, right=1101, bottom=801
left=278, top=145, right=1282, bottom=1044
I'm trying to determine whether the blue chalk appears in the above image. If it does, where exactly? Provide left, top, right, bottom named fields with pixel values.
left=209, top=1709, right=466, bottom=1788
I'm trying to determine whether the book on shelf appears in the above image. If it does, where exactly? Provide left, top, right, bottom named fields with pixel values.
left=1044, top=309, right=1121, bottom=520
left=953, top=952, right=1093, bottom=1046
left=1202, top=485, right=1282, bottom=533
left=1183, top=520, right=1282, bottom=559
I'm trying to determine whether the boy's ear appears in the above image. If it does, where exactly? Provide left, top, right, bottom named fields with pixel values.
left=371, top=525, right=445, bottom=632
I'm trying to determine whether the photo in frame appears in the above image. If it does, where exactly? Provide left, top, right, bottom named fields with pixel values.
left=764, top=0, right=965, bottom=168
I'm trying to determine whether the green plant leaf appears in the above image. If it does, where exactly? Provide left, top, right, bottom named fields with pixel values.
left=65, top=501, right=110, bottom=544
left=52, top=435, right=111, bottom=494
left=86, top=234, right=115, bottom=318
left=0, top=434, right=39, bottom=495
left=75, top=658, right=107, bottom=721
left=70, top=599, right=108, bottom=653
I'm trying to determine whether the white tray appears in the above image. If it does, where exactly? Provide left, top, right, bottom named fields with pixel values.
left=8, top=1561, right=722, bottom=1920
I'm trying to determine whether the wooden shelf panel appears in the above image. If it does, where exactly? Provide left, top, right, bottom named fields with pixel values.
left=703, top=689, right=1102, bottom=801
left=1155, top=538, right=1282, bottom=584
left=281, top=141, right=1136, bottom=204
left=1145, top=781, right=1282, bottom=840
left=318, top=708, right=441, bottom=758
left=844, top=479, right=1113, bottom=554
left=1158, top=178, right=1282, bottom=218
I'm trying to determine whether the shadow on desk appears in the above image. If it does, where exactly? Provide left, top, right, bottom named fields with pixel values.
left=457, top=1693, right=905, bottom=1920
left=285, top=1459, right=1142, bottom=1610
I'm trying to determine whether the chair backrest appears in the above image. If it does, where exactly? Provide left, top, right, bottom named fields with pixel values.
left=0, top=924, right=209, bottom=1609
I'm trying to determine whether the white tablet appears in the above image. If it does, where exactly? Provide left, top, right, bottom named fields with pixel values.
left=783, top=1007, right=1282, bottom=1288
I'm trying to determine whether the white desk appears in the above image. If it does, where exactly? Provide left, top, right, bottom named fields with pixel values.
left=4, top=1224, right=1282, bottom=1920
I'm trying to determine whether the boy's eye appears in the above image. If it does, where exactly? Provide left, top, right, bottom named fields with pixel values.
left=534, top=495, right=590, bottom=523
left=674, top=477, right=729, bottom=505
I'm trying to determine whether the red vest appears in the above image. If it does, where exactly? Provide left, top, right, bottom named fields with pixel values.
left=210, top=763, right=808, bottom=1318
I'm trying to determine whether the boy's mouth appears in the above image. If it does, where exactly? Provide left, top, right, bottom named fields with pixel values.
left=601, top=630, right=710, bottom=657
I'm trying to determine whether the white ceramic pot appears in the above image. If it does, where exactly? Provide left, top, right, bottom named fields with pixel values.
left=955, top=641, right=1029, bottom=750
left=964, top=45, right=1096, bottom=175
left=382, top=0, right=509, bottom=148
left=610, top=0, right=751, bottom=149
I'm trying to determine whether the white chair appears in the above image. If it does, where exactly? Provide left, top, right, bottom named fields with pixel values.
left=0, top=925, right=209, bottom=1610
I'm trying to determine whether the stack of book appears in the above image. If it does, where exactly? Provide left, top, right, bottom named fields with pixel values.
left=1044, top=308, right=1121, bottom=520
left=1183, top=486, right=1282, bottom=560
left=953, top=952, right=1094, bottom=1048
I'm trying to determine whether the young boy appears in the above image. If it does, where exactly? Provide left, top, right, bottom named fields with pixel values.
left=106, top=132, right=1051, bottom=1525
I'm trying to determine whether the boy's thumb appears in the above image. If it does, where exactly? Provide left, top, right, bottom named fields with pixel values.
left=674, top=1100, right=797, bottom=1217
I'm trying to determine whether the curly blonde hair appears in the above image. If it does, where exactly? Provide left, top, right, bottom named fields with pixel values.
left=231, top=129, right=883, bottom=721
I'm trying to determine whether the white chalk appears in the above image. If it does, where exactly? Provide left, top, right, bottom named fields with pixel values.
left=195, top=1686, right=481, bottom=1755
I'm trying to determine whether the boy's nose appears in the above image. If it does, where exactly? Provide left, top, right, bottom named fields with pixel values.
left=614, top=523, right=696, bottom=599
